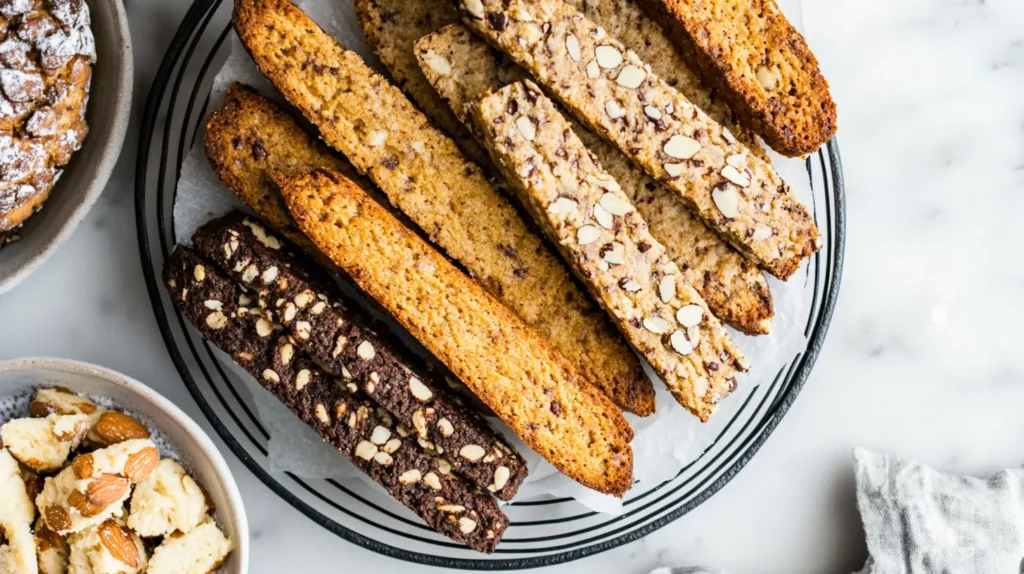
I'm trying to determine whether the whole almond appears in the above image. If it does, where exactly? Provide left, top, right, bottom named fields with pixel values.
left=123, top=447, right=159, bottom=483
left=70, top=475, right=129, bottom=517
left=71, top=453, right=95, bottom=479
left=45, top=506, right=72, bottom=532
left=92, top=412, right=150, bottom=446
left=97, top=520, right=140, bottom=568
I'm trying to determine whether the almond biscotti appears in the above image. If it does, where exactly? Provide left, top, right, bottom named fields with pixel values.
left=456, top=0, right=821, bottom=280
left=163, top=246, right=509, bottom=552
left=472, top=83, right=748, bottom=421
left=353, top=0, right=491, bottom=168
left=233, top=0, right=655, bottom=416
left=634, top=0, right=836, bottom=156
left=191, top=212, right=528, bottom=499
left=279, top=169, right=634, bottom=496
left=415, top=24, right=773, bottom=335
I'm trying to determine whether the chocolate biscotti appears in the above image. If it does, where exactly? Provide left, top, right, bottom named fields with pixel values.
left=353, top=0, right=491, bottom=168
left=233, top=0, right=654, bottom=416
left=472, top=83, right=749, bottom=421
left=190, top=212, right=527, bottom=499
left=415, top=24, right=773, bottom=335
left=456, top=0, right=821, bottom=280
left=279, top=169, right=634, bottom=496
left=163, top=246, right=509, bottom=552
left=634, top=0, right=836, bottom=156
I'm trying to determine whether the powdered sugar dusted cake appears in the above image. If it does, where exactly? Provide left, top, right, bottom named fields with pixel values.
left=0, top=0, right=95, bottom=249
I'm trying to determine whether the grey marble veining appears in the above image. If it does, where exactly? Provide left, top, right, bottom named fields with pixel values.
left=0, top=0, right=1022, bottom=572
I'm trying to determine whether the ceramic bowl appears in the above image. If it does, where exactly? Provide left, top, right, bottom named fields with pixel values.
left=0, top=357, right=248, bottom=572
left=0, top=0, right=133, bottom=294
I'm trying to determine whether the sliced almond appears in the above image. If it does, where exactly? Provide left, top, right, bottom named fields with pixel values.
left=577, top=225, right=600, bottom=245
left=295, top=369, right=311, bottom=391
left=711, top=183, right=741, bottom=219
left=459, top=516, right=478, bottom=534
left=421, top=50, right=451, bottom=75
left=493, top=466, right=511, bottom=491
left=615, top=65, right=646, bottom=89
left=515, top=116, right=536, bottom=141
left=599, top=192, right=631, bottom=216
left=752, top=225, right=774, bottom=240
left=620, top=278, right=641, bottom=292
left=255, top=318, right=273, bottom=337
left=721, top=164, right=751, bottom=187
left=676, top=304, right=705, bottom=327
left=459, top=444, right=486, bottom=462
left=408, top=377, right=433, bottom=401
left=548, top=197, right=577, bottom=215
left=399, top=469, right=422, bottom=485
left=594, top=45, right=623, bottom=68
left=565, top=34, right=581, bottom=61
left=463, top=0, right=484, bottom=18
left=370, top=425, right=391, bottom=445
left=643, top=317, right=671, bottom=334
left=755, top=65, right=777, bottom=90
left=192, top=265, right=205, bottom=282
left=670, top=330, right=693, bottom=355
left=586, top=60, right=599, bottom=79
left=605, top=99, right=625, bottom=119
left=423, top=471, right=442, bottom=490
left=357, top=341, right=375, bottom=360
left=644, top=105, right=662, bottom=120
left=437, top=418, right=454, bottom=437
left=355, top=441, right=377, bottom=461
left=602, top=242, right=625, bottom=265
left=663, top=135, right=702, bottom=159
left=658, top=275, right=676, bottom=303
left=593, top=204, right=613, bottom=229
left=664, top=162, right=685, bottom=177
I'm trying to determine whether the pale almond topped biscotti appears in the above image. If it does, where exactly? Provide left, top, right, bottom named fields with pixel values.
left=233, top=0, right=655, bottom=416
left=279, top=169, right=634, bottom=496
left=634, top=0, right=836, bottom=157
left=456, top=0, right=821, bottom=280
left=471, top=82, right=748, bottom=421
left=415, top=24, right=773, bottom=335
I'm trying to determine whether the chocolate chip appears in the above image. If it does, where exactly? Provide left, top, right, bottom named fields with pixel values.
left=486, top=12, right=507, bottom=31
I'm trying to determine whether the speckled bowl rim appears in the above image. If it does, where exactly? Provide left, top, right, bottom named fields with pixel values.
left=0, top=0, right=133, bottom=295
left=0, top=357, right=250, bottom=572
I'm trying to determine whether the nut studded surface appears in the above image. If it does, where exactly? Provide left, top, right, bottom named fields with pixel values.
left=472, top=83, right=749, bottom=422
left=353, top=0, right=491, bottom=168
left=457, top=0, right=821, bottom=280
left=633, top=0, right=836, bottom=156
left=232, top=0, right=654, bottom=416
left=191, top=212, right=527, bottom=499
left=162, top=246, right=509, bottom=552
left=204, top=83, right=373, bottom=255
left=279, top=169, right=634, bottom=496
left=415, top=24, right=773, bottom=335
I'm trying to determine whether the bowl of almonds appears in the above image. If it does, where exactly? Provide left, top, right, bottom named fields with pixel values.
left=0, top=357, right=247, bottom=573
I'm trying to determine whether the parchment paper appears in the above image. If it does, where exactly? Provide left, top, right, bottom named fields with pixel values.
left=173, top=0, right=811, bottom=515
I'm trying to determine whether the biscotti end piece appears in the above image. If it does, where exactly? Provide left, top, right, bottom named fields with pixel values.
left=191, top=212, right=529, bottom=500
left=164, top=246, right=509, bottom=552
left=457, top=0, right=821, bottom=280
left=472, top=82, right=748, bottom=421
left=280, top=169, right=634, bottom=496
left=232, top=0, right=654, bottom=416
left=415, top=24, right=773, bottom=335
left=635, top=0, right=836, bottom=156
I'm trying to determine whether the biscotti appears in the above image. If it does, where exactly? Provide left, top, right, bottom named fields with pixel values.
left=472, top=83, right=748, bottom=421
left=163, top=246, right=509, bottom=552
left=634, top=0, right=836, bottom=156
left=279, top=169, right=634, bottom=495
left=233, top=0, right=655, bottom=416
left=204, top=83, right=374, bottom=255
left=456, top=0, right=821, bottom=280
left=353, top=0, right=491, bottom=168
left=415, top=24, right=773, bottom=335
left=191, top=212, right=527, bottom=499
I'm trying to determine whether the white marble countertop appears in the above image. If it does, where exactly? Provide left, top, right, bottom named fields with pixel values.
left=2, top=0, right=1022, bottom=571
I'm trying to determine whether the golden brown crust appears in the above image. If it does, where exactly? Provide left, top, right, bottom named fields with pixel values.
left=635, top=0, right=836, bottom=156
left=280, top=169, right=634, bottom=496
left=415, top=24, right=772, bottom=334
left=232, top=0, right=655, bottom=416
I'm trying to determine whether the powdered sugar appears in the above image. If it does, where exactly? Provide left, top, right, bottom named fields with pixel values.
left=0, top=0, right=33, bottom=18
left=0, top=135, right=46, bottom=183
left=0, top=68, right=43, bottom=102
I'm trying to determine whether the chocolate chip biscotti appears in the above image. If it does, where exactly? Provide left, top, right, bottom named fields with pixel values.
left=279, top=169, right=634, bottom=496
left=633, top=0, right=836, bottom=156
left=353, top=0, right=491, bottom=168
left=233, top=0, right=654, bottom=415
left=472, top=83, right=748, bottom=421
left=457, top=0, right=821, bottom=280
left=415, top=24, right=773, bottom=335
left=163, top=246, right=509, bottom=552
left=191, top=212, right=527, bottom=499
